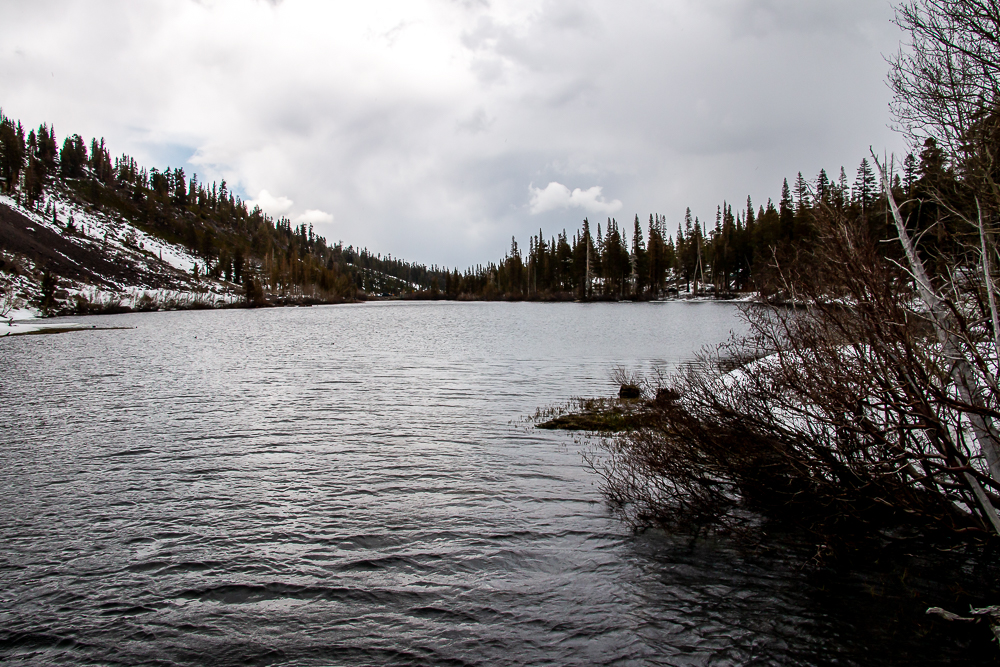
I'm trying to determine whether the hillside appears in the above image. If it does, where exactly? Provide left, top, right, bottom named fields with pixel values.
left=0, top=112, right=443, bottom=320
left=0, top=186, right=237, bottom=319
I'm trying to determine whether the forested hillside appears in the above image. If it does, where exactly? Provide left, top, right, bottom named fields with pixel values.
left=0, top=110, right=445, bottom=316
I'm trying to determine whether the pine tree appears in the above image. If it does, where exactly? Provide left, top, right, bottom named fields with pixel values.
left=779, top=178, right=794, bottom=239
left=0, top=114, right=26, bottom=194
left=647, top=214, right=665, bottom=296
left=36, top=124, right=58, bottom=176
left=793, top=171, right=811, bottom=212
left=816, top=169, right=830, bottom=203
left=903, top=153, right=917, bottom=193
left=24, top=129, right=45, bottom=206
left=59, top=134, right=87, bottom=178
left=631, top=214, right=647, bottom=297
left=854, top=158, right=876, bottom=215
left=677, top=220, right=690, bottom=293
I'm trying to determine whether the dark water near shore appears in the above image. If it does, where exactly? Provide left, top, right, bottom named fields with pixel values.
left=0, top=301, right=995, bottom=665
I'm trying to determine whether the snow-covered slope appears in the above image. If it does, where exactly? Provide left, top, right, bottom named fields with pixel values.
left=0, top=184, right=242, bottom=320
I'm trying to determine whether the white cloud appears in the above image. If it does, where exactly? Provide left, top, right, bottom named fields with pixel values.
left=246, top=191, right=332, bottom=226
left=294, top=209, right=334, bottom=225
left=528, top=182, right=622, bottom=215
left=246, top=189, right=293, bottom=217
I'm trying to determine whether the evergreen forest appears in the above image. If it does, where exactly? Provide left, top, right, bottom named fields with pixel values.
left=1, top=108, right=939, bottom=306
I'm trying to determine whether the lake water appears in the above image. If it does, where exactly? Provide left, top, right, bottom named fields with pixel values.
left=0, top=301, right=992, bottom=665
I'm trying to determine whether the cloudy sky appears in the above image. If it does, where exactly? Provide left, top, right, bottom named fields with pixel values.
left=0, top=0, right=907, bottom=268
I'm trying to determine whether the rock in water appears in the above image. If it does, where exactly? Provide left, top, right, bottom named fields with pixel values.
left=619, top=384, right=642, bottom=399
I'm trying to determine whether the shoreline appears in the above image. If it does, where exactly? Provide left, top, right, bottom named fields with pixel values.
left=1, top=321, right=133, bottom=336
left=3, top=291, right=761, bottom=327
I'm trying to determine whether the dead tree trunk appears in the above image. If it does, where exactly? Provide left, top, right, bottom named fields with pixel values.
left=874, top=151, right=1000, bottom=534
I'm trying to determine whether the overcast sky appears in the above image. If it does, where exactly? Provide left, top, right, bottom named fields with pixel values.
left=0, top=0, right=908, bottom=268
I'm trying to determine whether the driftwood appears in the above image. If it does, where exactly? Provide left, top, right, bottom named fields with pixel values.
left=928, top=606, right=1000, bottom=644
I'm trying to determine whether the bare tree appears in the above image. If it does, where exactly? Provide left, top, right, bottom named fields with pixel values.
left=0, top=283, right=20, bottom=323
left=890, top=1, right=1000, bottom=149
left=875, top=152, right=1000, bottom=532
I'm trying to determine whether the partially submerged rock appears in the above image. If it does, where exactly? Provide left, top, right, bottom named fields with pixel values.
left=618, top=384, right=642, bottom=399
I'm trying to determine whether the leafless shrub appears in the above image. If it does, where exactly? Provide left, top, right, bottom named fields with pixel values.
left=610, top=365, right=647, bottom=399
left=0, top=283, right=21, bottom=321
left=584, top=0, right=1000, bottom=547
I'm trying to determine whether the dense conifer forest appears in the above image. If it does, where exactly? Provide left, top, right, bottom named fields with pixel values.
left=0, top=106, right=943, bottom=308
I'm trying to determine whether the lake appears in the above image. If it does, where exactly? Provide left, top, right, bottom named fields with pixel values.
left=0, top=301, right=991, bottom=665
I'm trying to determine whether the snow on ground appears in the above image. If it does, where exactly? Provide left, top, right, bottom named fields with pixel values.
left=71, top=285, right=243, bottom=310
left=2, top=187, right=243, bottom=311
left=5, top=307, right=39, bottom=321
left=146, top=237, right=197, bottom=274
left=1, top=320, right=88, bottom=336
left=1, top=188, right=204, bottom=280
left=0, top=262, right=39, bottom=318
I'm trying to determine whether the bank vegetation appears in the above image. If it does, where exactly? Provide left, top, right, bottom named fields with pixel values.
left=581, top=0, right=1000, bottom=556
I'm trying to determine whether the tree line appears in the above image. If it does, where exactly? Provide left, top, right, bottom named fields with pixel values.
left=425, top=155, right=924, bottom=301
left=1, top=105, right=936, bottom=305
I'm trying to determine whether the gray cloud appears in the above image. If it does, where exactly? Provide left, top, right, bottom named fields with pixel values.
left=0, top=0, right=907, bottom=267
left=456, top=107, right=495, bottom=134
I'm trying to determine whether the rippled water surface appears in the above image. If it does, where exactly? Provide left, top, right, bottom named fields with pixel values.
left=0, top=302, right=993, bottom=665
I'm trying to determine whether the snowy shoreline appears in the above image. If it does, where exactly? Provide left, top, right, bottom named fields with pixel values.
left=3, top=322, right=87, bottom=336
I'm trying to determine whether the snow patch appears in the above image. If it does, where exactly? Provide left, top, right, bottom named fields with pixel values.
left=1, top=320, right=87, bottom=336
